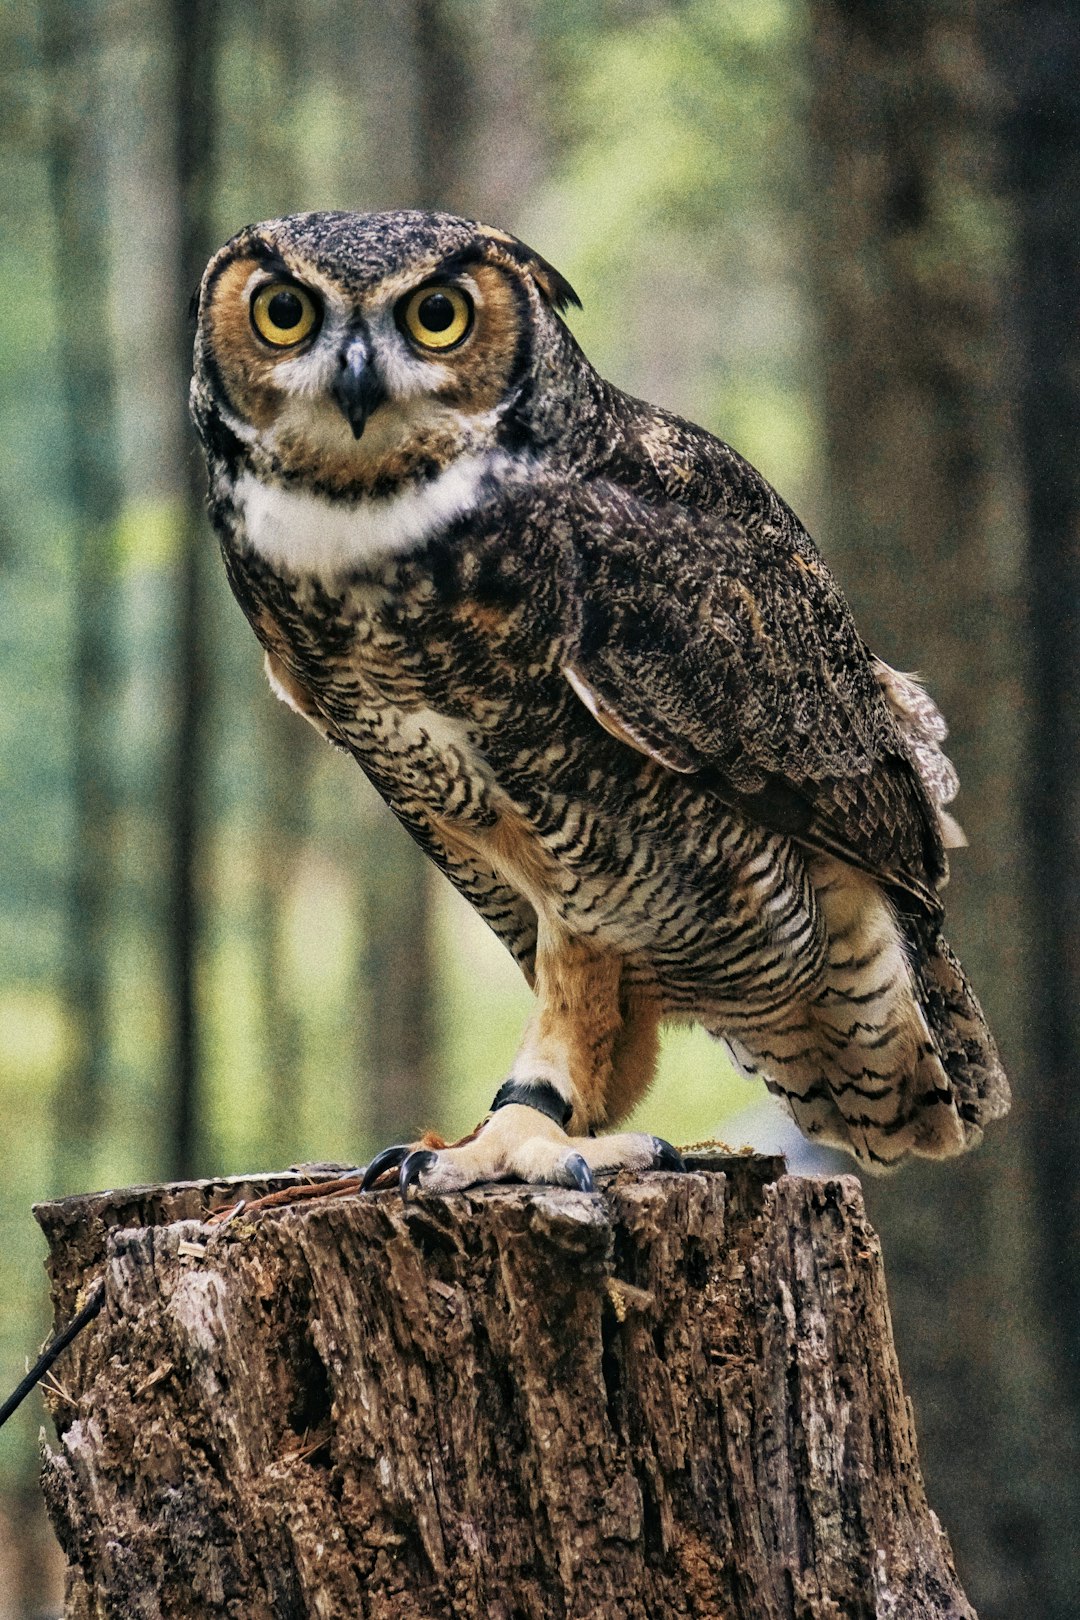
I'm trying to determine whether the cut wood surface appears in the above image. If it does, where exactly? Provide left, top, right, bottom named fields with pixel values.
left=35, top=1154, right=974, bottom=1619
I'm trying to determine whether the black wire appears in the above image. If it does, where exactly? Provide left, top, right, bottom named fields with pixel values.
left=0, top=1277, right=105, bottom=1430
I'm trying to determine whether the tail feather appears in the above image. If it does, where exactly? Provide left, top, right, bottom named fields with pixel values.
left=726, top=861, right=1010, bottom=1171
left=904, top=919, right=1011, bottom=1136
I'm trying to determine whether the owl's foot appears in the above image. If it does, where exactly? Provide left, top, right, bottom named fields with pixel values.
left=361, top=1084, right=686, bottom=1197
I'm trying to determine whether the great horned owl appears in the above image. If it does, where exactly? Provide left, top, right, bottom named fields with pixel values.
left=191, top=209, right=1009, bottom=1194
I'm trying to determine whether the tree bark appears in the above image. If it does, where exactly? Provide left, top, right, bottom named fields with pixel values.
left=41, top=0, right=123, bottom=1190
left=161, top=0, right=219, bottom=1181
left=37, top=1155, right=972, bottom=1619
left=994, top=0, right=1080, bottom=1435
left=806, top=6, right=1079, bottom=1614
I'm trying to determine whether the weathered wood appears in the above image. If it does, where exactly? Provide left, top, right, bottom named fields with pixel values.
left=35, top=1156, right=974, bottom=1619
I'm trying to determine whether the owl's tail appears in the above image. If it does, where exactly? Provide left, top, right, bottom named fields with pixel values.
left=728, top=860, right=1010, bottom=1170
left=901, top=916, right=1011, bottom=1147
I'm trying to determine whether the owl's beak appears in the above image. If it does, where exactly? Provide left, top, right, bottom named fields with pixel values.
left=332, top=336, right=386, bottom=440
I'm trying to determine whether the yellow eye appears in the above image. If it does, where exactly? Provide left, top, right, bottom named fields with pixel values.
left=251, top=281, right=320, bottom=347
left=400, top=284, right=472, bottom=350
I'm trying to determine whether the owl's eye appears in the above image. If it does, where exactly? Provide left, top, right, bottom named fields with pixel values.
left=399, top=284, right=473, bottom=351
left=250, top=281, right=321, bottom=347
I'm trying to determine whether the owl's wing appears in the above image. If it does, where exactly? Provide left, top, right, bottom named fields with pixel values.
left=356, top=782, right=540, bottom=983
left=408, top=815, right=539, bottom=981
left=558, top=480, right=949, bottom=914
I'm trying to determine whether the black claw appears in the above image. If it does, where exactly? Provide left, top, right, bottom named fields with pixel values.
left=564, top=1152, right=595, bottom=1193
left=651, top=1137, right=688, bottom=1173
left=399, top=1149, right=438, bottom=1198
left=361, top=1145, right=409, bottom=1191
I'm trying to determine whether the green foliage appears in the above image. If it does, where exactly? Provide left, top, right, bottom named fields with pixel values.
left=527, top=0, right=815, bottom=505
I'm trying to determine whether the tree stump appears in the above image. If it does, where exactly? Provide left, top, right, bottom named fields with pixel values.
left=34, top=1154, right=974, bottom=1619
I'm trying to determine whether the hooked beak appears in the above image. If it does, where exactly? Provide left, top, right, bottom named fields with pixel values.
left=331, top=336, right=387, bottom=440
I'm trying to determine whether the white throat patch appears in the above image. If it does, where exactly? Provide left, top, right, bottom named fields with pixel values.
left=235, top=453, right=501, bottom=576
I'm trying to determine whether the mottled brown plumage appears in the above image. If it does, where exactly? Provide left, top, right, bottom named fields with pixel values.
left=191, top=208, right=1009, bottom=1186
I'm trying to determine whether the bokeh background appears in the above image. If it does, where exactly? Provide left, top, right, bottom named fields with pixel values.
left=1, top=1, right=1077, bottom=1615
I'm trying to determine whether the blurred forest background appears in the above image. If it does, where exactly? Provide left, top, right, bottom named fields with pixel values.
left=1, top=0, right=1077, bottom=1615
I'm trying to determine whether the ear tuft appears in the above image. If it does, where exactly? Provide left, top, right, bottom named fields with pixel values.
left=524, top=251, right=582, bottom=314
left=480, top=229, right=582, bottom=313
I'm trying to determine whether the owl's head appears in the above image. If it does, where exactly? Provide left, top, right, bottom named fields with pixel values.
left=191, top=209, right=586, bottom=496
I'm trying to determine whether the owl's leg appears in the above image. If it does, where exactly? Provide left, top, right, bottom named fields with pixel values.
left=365, top=938, right=682, bottom=1195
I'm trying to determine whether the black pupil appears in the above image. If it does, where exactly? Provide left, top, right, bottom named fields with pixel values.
left=418, top=292, right=456, bottom=332
left=267, top=289, right=304, bottom=330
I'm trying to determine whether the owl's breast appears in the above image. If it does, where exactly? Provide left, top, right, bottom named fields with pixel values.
left=222, top=515, right=548, bottom=814
left=224, top=488, right=786, bottom=974
left=229, top=529, right=818, bottom=1005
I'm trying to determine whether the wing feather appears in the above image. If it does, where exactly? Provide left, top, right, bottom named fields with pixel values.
left=557, top=479, right=948, bottom=914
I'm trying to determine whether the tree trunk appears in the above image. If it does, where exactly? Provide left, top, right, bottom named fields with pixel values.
left=806, top=6, right=1079, bottom=1614
left=994, top=0, right=1080, bottom=1434
left=161, top=0, right=220, bottom=1181
left=41, top=0, right=123, bottom=1191
left=37, top=1155, right=973, bottom=1618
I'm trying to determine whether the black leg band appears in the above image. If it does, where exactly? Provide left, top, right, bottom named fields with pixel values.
left=489, top=1079, right=573, bottom=1130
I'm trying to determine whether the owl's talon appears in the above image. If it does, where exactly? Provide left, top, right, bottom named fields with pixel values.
left=562, top=1152, right=595, bottom=1193
left=361, top=1144, right=409, bottom=1191
left=650, top=1137, right=687, bottom=1172
left=399, top=1148, right=438, bottom=1198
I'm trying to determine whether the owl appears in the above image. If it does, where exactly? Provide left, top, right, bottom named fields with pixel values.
left=190, top=209, right=1009, bottom=1195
